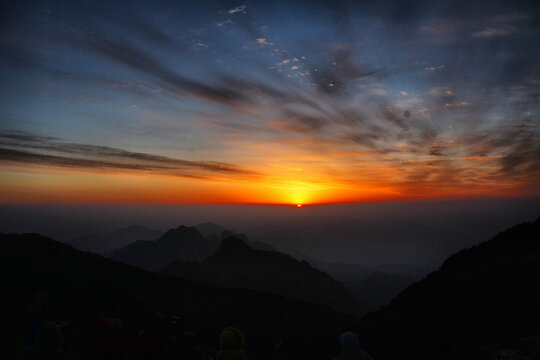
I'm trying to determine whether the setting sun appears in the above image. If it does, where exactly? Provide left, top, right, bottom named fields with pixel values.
left=297, top=204, right=302, bottom=208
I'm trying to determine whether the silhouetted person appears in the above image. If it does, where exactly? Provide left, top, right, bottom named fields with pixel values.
left=86, top=317, right=130, bottom=360
left=166, top=327, right=183, bottom=360
left=25, top=321, right=45, bottom=347
left=19, top=322, right=66, bottom=360
left=112, top=318, right=133, bottom=346
left=333, top=332, right=374, bottom=360
left=216, top=327, right=247, bottom=360
left=133, top=319, right=166, bottom=360
left=170, top=331, right=212, bottom=360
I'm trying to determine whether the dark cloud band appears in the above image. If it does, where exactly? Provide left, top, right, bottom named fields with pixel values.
left=0, top=130, right=259, bottom=179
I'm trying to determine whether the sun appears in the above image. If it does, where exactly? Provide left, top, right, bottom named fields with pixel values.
left=296, top=204, right=302, bottom=208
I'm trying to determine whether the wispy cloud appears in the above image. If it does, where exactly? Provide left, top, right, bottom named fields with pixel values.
left=256, top=38, right=273, bottom=46
left=472, top=25, right=517, bottom=38
left=228, top=5, right=247, bottom=15
left=0, top=130, right=260, bottom=179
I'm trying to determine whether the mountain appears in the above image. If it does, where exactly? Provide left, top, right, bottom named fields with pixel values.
left=110, top=226, right=218, bottom=271
left=322, top=262, right=429, bottom=309
left=249, top=240, right=276, bottom=252
left=110, top=223, right=280, bottom=272
left=195, top=222, right=277, bottom=251
left=0, top=232, right=360, bottom=359
left=194, top=222, right=227, bottom=238
left=341, top=272, right=414, bottom=309
left=357, top=218, right=540, bottom=360
left=162, top=236, right=370, bottom=317
left=69, top=225, right=163, bottom=255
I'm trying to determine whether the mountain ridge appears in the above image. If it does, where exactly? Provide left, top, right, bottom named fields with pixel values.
left=162, top=236, right=370, bottom=317
left=69, top=225, right=162, bottom=255
left=110, top=225, right=218, bottom=271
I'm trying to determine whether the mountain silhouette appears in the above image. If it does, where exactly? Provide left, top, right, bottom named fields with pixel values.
left=194, top=222, right=228, bottom=238
left=357, top=218, right=540, bottom=360
left=110, top=223, right=280, bottom=272
left=69, top=225, right=162, bottom=255
left=162, top=236, right=370, bottom=317
left=248, top=240, right=276, bottom=252
left=110, top=225, right=218, bottom=271
left=0, top=232, right=359, bottom=359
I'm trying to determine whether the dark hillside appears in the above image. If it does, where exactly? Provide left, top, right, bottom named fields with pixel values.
left=358, top=218, right=540, bottom=360
left=0, top=233, right=359, bottom=359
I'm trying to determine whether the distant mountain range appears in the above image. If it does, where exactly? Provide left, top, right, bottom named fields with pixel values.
left=2, top=217, right=539, bottom=359
left=69, top=225, right=163, bottom=255
left=110, top=225, right=368, bottom=316
left=341, top=272, right=415, bottom=309
left=358, top=218, right=540, bottom=359
left=322, top=262, right=431, bottom=309
left=162, top=236, right=370, bottom=317
left=191, top=223, right=427, bottom=309
left=77, top=222, right=428, bottom=309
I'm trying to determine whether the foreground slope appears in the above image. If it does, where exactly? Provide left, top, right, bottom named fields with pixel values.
left=162, top=236, right=369, bottom=317
left=358, top=218, right=540, bottom=360
left=0, top=233, right=358, bottom=359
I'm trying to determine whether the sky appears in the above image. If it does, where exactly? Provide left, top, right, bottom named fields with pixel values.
left=1, top=0, right=539, bottom=205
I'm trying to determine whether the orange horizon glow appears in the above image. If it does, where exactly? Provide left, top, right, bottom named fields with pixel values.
left=1, top=161, right=537, bottom=206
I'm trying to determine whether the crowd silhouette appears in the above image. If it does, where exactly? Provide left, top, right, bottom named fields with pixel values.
left=17, top=317, right=374, bottom=360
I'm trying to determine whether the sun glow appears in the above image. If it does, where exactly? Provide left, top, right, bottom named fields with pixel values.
left=0, top=159, right=528, bottom=205
left=272, top=179, right=331, bottom=206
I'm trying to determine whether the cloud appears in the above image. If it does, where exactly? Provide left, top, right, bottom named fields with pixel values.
left=418, top=20, right=467, bottom=35
left=0, top=130, right=259, bottom=179
left=53, top=32, right=318, bottom=113
left=491, top=13, right=531, bottom=23
left=429, top=146, right=445, bottom=156
left=70, top=35, right=258, bottom=106
left=228, top=5, right=247, bottom=15
left=379, top=108, right=409, bottom=130
left=307, top=45, right=378, bottom=95
left=122, top=17, right=181, bottom=50
left=274, top=110, right=328, bottom=134
left=216, top=19, right=234, bottom=27
left=256, top=38, right=273, bottom=45
left=472, top=25, right=517, bottom=38
left=456, top=119, right=540, bottom=181
left=426, top=86, right=453, bottom=96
